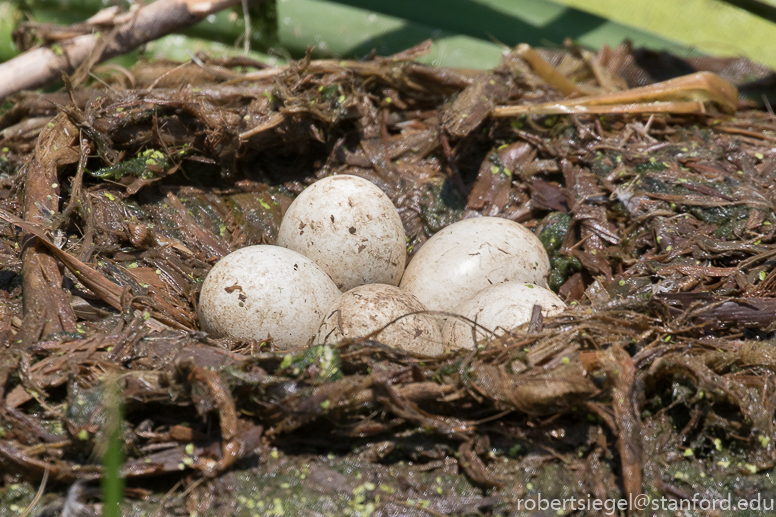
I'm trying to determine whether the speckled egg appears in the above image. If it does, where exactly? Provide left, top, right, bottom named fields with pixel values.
left=198, top=245, right=341, bottom=349
left=442, top=282, right=566, bottom=350
left=400, top=216, right=550, bottom=315
left=276, top=175, right=406, bottom=291
left=315, top=284, right=443, bottom=356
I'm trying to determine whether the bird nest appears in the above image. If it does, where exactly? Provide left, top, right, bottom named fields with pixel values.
left=2, top=41, right=776, bottom=515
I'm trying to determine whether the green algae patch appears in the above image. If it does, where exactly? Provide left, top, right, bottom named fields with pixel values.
left=215, top=444, right=484, bottom=517
left=90, top=149, right=173, bottom=181
left=536, top=211, right=581, bottom=291
left=0, top=483, right=36, bottom=517
left=278, top=345, right=343, bottom=382
left=418, top=177, right=466, bottom=235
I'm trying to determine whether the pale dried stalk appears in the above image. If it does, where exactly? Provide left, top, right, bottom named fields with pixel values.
left=492, top=72, right=739, bottom=117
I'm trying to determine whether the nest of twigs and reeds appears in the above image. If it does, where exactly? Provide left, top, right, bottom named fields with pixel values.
left=2, top=38, right=776, bottom=516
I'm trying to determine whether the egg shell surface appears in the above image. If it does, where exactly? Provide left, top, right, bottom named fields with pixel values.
left=315, top=284, right=444, bottom=356
left=442, top=282, right=566, bottom=351
left=276, top=175, right=406, bottom=291
left=400, top=216, right=550, bottom=314
left=198, top=245, right=341, bottom=350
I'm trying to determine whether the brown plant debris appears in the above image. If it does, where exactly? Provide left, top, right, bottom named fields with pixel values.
left=2, top=40, right=776, bottom=515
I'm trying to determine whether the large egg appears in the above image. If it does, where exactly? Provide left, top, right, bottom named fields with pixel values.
left=400, top=216, right=550, bottom=315
left=276, top=175, right=406, bottom=291
left=315, top=284, right=444, bottom=356
left=442, top=282, right=566, bottom=351
left=198, top=245, right=341, bottom=350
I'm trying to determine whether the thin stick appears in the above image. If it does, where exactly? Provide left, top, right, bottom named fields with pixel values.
left=19, top=466, right=49, bottom=517
left=241, top=0, right=251, bottom=54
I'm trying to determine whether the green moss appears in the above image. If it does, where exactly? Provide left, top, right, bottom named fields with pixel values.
left=418, top=178, right=465, bottom=234
left=535, top=212, right=581, bottom=291
left=637, top=175, right=674, bottom=194
left=636, top=174, right=750, bottom=238
left=318, top=84, right=341, bottom=102
left=0, top=483, right=36, bottom=517
left=90, top=149, right=171, bottom=180
left=486, top=150, right=512, bottom=178
left=589, top=150, right=622, bottom=177
left=279, top=345, right=343, bottom=382
left=633, top=159, right=669, bottom=173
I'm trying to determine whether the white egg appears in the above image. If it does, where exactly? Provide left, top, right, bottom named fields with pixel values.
left=400, top=216, right=550, bottom=315
left=442, top=282, right=566, bottom=350
left=198, top=245, right=341, bottom=350
left=315, top=284, right=444, bottom=356
left=276, top=175, right=406, bottom=291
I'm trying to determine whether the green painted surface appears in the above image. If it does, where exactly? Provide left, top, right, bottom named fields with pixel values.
left=278, top=0, right=505, bottom=68
left=2, top=0, right=775, bottom=75
left=278, top=0, right=697, bottom=69
left=554, top=0, right=776, bottom=68
left=0, top=3, right=21, bottom=62
left=325, top=0, right=692, bottom=51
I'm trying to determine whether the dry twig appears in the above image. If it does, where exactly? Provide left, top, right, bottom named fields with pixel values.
left=0, top=0, right=245, bottom=101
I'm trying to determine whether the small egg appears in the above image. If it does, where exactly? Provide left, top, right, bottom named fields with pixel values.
left=276, top=175, right=406, bottom=291
left=442, top=282, right=566, bottom=351
left=400, top=216, right=550, bottom=315
left=198, top=245, right=340, bottom=350
left=315, top=284, right=443, bottom=356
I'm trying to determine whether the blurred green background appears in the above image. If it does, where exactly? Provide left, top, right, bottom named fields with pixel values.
left=1, top=0, right=775, bottom=70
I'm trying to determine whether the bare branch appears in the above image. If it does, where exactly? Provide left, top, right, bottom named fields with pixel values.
left=0, top=0, right=243, bottom=101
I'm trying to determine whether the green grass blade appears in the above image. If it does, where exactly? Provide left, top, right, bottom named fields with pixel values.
left=101, top=379, right=125, bottom=517
left=0, top=2, right=22, bottom=62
